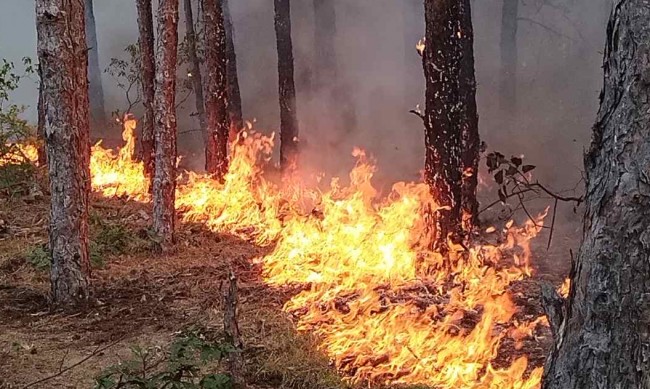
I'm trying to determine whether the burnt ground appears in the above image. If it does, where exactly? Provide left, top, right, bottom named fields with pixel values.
left=0, top=178, right=575, bottom=389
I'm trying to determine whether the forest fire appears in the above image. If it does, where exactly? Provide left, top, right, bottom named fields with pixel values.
left=8, top=118, right=545, bottom=388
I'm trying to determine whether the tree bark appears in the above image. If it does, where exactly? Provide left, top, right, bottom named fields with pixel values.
left=202, top=0, right=229, bottom=179
left=84, top=0, right=106, bottom=132
left=183, top=0, right=207, bottom=144
left=458, top=0, right=480, bottom=230
left=422, top=0, right=480, bottom=250
left=153, top=0, right=179, bottom=250
left=36, top=0, right=91, bottom=304
left=542, top=2, right=650, bottom=388
left=36, top=65, right=47, bottom=167
left=274, top=0, right=299, bottom=172
left=136, top=0, right=156, bottom=182
left=223, top=0, right=243, bottom=134
left=499, top=0, right=518, bottom=112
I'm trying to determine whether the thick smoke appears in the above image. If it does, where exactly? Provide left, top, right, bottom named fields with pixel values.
left=1, top=0, right=609, bottom=195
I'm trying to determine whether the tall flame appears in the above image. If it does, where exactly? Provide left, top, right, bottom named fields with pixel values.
left=5, top=118, right=548, bottom=388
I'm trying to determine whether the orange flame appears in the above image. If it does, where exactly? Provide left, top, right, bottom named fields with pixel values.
left=558, top=278, right=570, bottom=298
left=4, top=117, right=549, bottom=388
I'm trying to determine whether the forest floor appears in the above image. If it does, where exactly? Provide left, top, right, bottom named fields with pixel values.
left=0, top=173, right=576, bottom=389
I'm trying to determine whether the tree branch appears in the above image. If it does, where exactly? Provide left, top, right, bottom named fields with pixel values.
left=21, top=337, right=124, bottom=389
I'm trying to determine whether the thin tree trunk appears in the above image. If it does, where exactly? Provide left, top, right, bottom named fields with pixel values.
left=274, top=0, right=299, bottom=172
left=36, top=66, right=46, bottom=167
left=422, top=0, right=480, bottom=250
left=183, top=0, right=207, bottom=143
left=36, top=0, right=91, bottom=304
left=85, top=0, right=106, bottom=132
left=499, top=0, right=518, bottom=112
left=136, top=0, right=156, bottom=182
left=542, top=2, right=650, bottom=387
left=223, top=0, right=243, bottom=134
left=153, top=0, right=179, bottom=250
left=202, top=0, right=229, bottom=179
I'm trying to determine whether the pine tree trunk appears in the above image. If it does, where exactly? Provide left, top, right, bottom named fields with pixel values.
left=223, top=0, right=243, bottom=134
left=202, top=0, right=229, bottom=179
left=422, top=0, right=480, bottom=250
left=274, top=0, right=299, bottom=172
left=542, top=2, right=650, bottom=387
left=458, top=0, right=480, bottom=230
left=36, top=65, right=47, bottom=167
left=85, top=0, right=106, bottom=132
left=136, top=0, right=156, bottom=181
left=183, top=0, right=207, bottom=143
left=153, top=0, right=179, bottom=250
left=36, top=0, right=91, bottom=304
left=499, top=0, right=518, bottom=112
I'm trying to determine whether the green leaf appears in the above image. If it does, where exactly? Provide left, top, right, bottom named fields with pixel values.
left=200, top=374, right=232, bottom=389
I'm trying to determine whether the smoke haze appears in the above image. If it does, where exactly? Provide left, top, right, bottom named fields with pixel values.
left=0, top=0, right=610, bottom=200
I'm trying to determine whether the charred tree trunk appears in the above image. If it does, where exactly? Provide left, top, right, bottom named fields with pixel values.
left=274, top=0, right=299, bottom=172
left=458, top=0, right=480, bottom=230
left=202, top=0, right=229, bottom=179
left=422, top=0, right=480, bottom=250
left=136, top=0, right=156, bottom=182
left=499, top=0, right=518, bottom=112
left=542, top=2, right=650, bottom=387
left=153, top=0, right=179, bottom=250
left=36, top=0, right=91, bottom=304
left=85, top=0, right=106, bottom=132
left=183, top=0, right=207, bottom=142
left=223, top=0, right=243, bottom=134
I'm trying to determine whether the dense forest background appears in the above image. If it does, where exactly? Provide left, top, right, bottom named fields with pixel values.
left=1, top=0, right=608, bottom=187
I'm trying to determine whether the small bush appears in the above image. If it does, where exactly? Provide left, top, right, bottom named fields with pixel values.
left=25, top=245, right=50, bottom=270
left=95, top=330, right=234, bottom=389
left=0, top=58, right=38, bottom=192
left=89, top=222, right=151, bottom=268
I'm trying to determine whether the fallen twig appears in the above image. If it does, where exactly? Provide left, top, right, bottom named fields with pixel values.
left=21, top=337, right=125, bottom=389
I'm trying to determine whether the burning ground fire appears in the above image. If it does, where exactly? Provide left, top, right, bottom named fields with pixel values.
left=3, top=119, right=550, bottom=388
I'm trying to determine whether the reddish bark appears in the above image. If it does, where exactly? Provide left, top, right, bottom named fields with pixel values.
left=136, top=0, right=156, bottom=182
left=152, top=0, right=180, bottom=250
left=36, top=0, right=91, bottom=304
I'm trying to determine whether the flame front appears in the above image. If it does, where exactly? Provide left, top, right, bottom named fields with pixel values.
left=7, top=119, right=549, bottom=388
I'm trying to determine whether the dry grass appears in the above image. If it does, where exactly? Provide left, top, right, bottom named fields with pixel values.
left=0, top=184, right=349, bottom=389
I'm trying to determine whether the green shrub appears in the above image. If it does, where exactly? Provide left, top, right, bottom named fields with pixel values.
left=95, top=330, right=234, bottom=389
left=25, top=245, right=50, bottom=270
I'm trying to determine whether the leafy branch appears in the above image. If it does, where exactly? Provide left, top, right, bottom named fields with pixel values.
left=482, top=151, right=583, bottom=248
